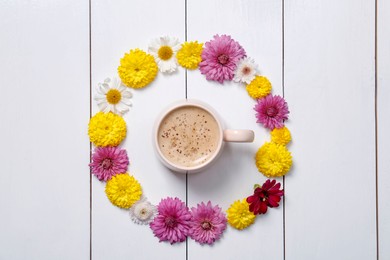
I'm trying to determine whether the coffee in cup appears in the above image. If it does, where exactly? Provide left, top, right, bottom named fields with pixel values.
left=157, top=105, right=220, bottom=168
left=154, top=100, right=254, bottom=173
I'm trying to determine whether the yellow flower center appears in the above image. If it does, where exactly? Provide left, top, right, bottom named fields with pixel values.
left=106, top=89, right=122, bottom=104
left=158, top=46, right=173, bottom=60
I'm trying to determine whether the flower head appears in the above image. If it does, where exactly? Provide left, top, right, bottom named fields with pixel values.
left=105, top=173, right=142, bottom=209
left=254, top=94, right=289, bottom=130
left=226, top=199, right=256, bottom=230
left=255, top=142, right=292, bottom=177
left=118, top=48, right=158, bottom=89
left=89, top=146, right=129, bottom=181
left=176, top=41, right=203, bottom=69
left=271, top=126, right=292, bottom=146
left=94, top=77, right=132, bottom=115
left=246, top=76, right=272, bottom=99
left=130, top=197, right=157, bottom=225
left=150, top=197, right=191, bottom=244
left=246, top=179, right=284, bottom=215
left=88, top=112, right=126, bottom=147
left=199, top=34, right=246, bottom=83
left=233, top=57, right=258, bottom=84
left=188, top=201, right=227, bottom=245
left=148, top=36, right=180, bottom=73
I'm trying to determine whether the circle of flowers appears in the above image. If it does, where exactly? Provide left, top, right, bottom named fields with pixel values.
left=88, top=34, right=293, bottom=246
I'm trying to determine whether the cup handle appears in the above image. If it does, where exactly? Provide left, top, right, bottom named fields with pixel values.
left=223, top=129, right=254, bottom=143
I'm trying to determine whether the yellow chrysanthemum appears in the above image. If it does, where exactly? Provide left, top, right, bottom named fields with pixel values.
left=271, top=126, right=292, bottom=146
left=176, top=41, right=203, bottom=69
left=227, top=200, right=256, bottom=230
left=255, top=142, right=292, bottom=177
left=246, top=76, right=272, bottom=99
left=88, top=112, right=126, bottom=147
left=118, top=48, right=158, bottom=89
left=105, top=173, right=142, bottom=209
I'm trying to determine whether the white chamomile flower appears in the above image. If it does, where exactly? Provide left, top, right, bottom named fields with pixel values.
left=233, top=57, right=258, bottom=84
left=129, top=198, right=157, bottom=225
left=148, top=36, right=180, bottom=74
left=94, top=77, right=132, bottom=115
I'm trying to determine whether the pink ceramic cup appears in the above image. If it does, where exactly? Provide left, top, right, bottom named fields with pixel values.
left=153, top=99, right=254, bottom=174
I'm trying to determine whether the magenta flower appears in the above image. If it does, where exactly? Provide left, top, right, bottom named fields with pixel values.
left=188, top=201, right=227, bottom=245
left=199, top=34, right=246, bottom=83
left=254, top=94, right=289, bottom=130
left=89, top=146, right=129, bottom=181
left=150, top=197, right=191, bottom=244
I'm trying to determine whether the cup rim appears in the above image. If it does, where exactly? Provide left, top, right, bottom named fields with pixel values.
left=153, top=99, right=224, bottom=173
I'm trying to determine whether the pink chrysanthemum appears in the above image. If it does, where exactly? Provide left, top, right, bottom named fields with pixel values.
left=199, top=34, right=246, bottom=83
left=188, top=201, right=227, bottom=245
left=254, top=94, right=289, bottom=130
left=150, top=197, right=191, bottom=244
left=89, top=146, right=129, bottom=181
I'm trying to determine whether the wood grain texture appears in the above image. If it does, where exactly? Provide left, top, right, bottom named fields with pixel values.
left=91, top=1, right=187, bottom=259
left=284, top=0, right=376, bottom=259
left=187, top=1, right=283, bottom=259
left=1, top=0, right=389, bottom=259
left=378, top=0, right=390, bottom=258
left=0, top=0, right=90, bottom=259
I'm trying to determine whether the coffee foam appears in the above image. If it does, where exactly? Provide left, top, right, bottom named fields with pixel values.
left=157, top=106, right=220, bottom=168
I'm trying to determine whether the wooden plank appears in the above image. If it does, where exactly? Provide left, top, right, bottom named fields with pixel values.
left=284, top=0, right=376, bottom=259
left=378, top=0, right=390, bottom=258
left=90, top=0, right=187, bottom=259
left=0, top=1, right=90, bottom=259
left=186, top=1, right=284, bottom=259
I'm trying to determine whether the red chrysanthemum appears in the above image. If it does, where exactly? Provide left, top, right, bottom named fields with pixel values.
left=246, top=179, right=284, bottom=215
left=199, top=34, right=246, bottom=83
left=254, top=94, right=289, bottom=130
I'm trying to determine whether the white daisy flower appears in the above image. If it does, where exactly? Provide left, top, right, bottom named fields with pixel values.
left=94, top=77, right=132, bottom=115
left=129, top=198, right=157, bottom=225
left=148, top=36, right=180, bottom=73
left=233, top=57, right=258, bottom=84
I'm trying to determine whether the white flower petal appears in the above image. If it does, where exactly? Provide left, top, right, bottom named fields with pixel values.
left=116, top=102, right=130, bottom=113
left=94, top=93, right=106, bottom=100
left=120, top=98, right=132, bottom=106
left=160, top=36, right=169, bottom=45
left=97, top=102, right=107, bottom=112
left=100, top=83, right=111, bottom=93
left=121, top=91, right=133, bottom=99
left=157, top=58, right=178, bottom=73
left=117, top=85, right=127, bottom=92
left=103, top=106, right=111, bottom=114
left=148, top=40, right=160, bottom=53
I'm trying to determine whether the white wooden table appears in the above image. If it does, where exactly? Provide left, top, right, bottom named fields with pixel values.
left=1, top=0, right=389, bottom=259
